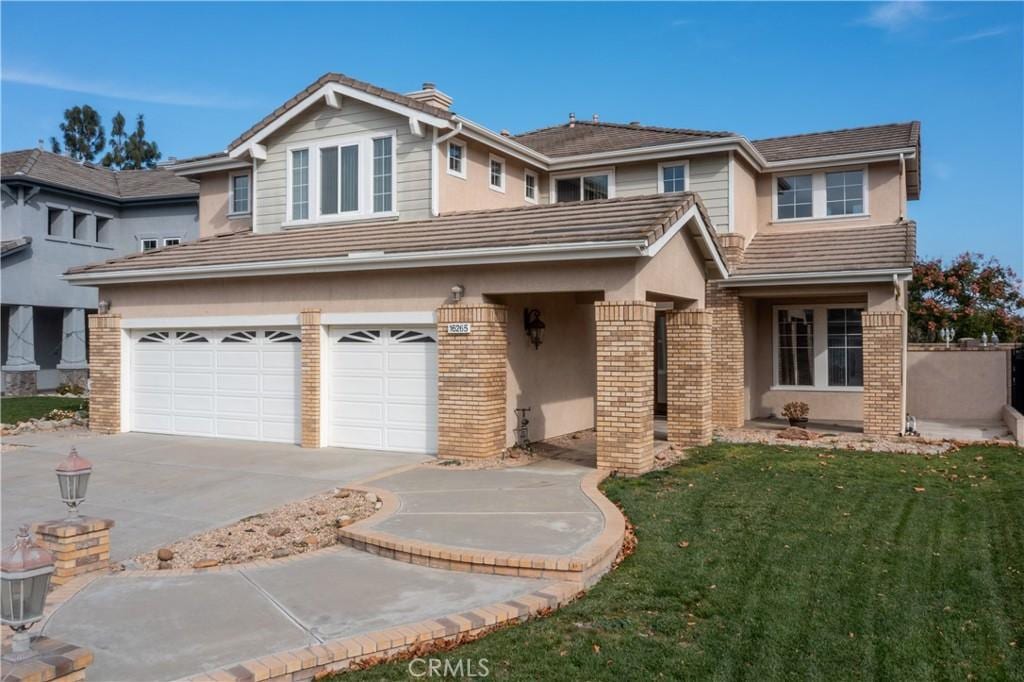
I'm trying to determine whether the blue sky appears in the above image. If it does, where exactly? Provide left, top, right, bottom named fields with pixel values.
left=2, top=1, right=1021, bottom=271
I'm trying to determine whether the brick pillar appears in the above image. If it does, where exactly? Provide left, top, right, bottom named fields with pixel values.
left=300, top=309, right=322, bottom=448
left=595, top=301, right=655, bottom=476
left=87, top=314, right=121, bottom=434
left=706, top=283, right=745, bottom=428
left=862, top=310, right=905, bottom=437
left=436, top=304, right=508, bottom=458
left=32, top=517, right=114, bottom=585
left=666, top=309, right=713, bottom=447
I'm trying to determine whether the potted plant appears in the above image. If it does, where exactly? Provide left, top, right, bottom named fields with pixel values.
left=782, top=401, right=809, bottom=427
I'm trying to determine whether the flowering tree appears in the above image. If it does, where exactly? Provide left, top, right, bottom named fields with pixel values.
left=908, top=253, right=1024, bottom=342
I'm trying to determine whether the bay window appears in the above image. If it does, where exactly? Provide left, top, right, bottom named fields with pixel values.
left=775, top=306, right=864, bottom=390
left=774, top=168, right=867, bottom=221
left=554, top=171, right=612, bottom=203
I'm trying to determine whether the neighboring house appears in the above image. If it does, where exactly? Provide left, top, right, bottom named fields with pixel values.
left=64, top=72, right=920, bottom=475
left=1, top=149, right=199, bottom=395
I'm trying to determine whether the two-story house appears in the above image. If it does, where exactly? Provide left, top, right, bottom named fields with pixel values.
left=1, top=149, right=199, bottom=395
left=65, top=72, right=919, bottom=475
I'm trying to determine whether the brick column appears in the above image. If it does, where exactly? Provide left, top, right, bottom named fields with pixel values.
left=32, top=517, right=114, bottom=585
left=87, top=314, right=121, bottom=434
left=666, top=309, right=713, bottom=446
left=862, top=310, right=906, bottom=436
left=436, top=304, right=508, bottom=459
left=595, top=301, right=655, bottom=476
left=706, top=282, right=745, bottom=428
left=300, top=309, right=322, bottom=448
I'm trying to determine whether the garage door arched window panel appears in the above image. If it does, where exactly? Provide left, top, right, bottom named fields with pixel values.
left=138, top=331, right=169, bottom=344
left=265, top=331, right=301, bottom=343
left=176, top=331, right=209, bottom=344
left=222, top=331, right=257, bottom=343
left=338, top=330, right=381, bottom=344
left=390, top=329, right=436, bottom=344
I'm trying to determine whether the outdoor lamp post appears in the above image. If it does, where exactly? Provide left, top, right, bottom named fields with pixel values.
left=524, top=308, right=546, bottom=350
left=55, top=448, right=92, bottom=520
left=940, top=326, right=956, bottom=349
left=1, top=526, right=54, bottom=661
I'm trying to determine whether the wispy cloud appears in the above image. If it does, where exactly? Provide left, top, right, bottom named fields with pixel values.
left=858, top=1, right=930, bottom=32
left=1, top=67, right=252, bottom=109
left=950, top=26, right=1013, bottom=43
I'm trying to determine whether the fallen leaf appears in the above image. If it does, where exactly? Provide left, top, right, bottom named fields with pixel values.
left=592, top=644, right=601, bottom=654
left=913, top=486, right=926, bottom=493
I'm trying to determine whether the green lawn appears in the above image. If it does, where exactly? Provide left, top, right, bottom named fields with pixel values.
left=0, top=396, right=89, bottom=424
left=340, top=442, right=1023, bottom=681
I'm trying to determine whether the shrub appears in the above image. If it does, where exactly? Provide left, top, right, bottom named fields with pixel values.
left=781, top=401, right=809, bottom=421
left=57, top=382, right=85, bottom=396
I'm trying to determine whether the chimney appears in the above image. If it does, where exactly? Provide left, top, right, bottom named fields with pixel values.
left=405, top=81, right=454, bottom=111
left=500, top=129, right=510, bottom=137
left=569, top=112, right=576, bottom=128
left=592, top=114, right=599, bottom=123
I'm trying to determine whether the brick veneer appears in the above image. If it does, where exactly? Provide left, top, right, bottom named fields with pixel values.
left=86, top=314, right=121, bottom=434
left=436, top=304, right=508, bottom=459
left=706, top=283, right=745, bottom=429
left=32, top=517, right=114, bottom=586
left=0, top=637, right=93, bottom=682
left=666, top=309, right=714, bottom=446
left=300, top=309, right=322, bottom=448
left=595, top=301, right=655, bottom=475
left=862, top=310, right=906, bottom=436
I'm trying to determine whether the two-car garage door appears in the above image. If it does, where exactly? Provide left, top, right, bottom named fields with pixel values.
left=130, top=325, right=438, bottom=453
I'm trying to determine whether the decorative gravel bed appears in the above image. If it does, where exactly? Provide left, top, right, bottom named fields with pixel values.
left=128, top=489, right=379, bottom=570
left=716, top=426, right=958, bottom=455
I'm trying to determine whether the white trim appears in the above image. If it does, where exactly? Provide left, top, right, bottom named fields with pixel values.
left=120, top=328, right=131, bottom=433
left=488, top=153, right=506, bottom=193
left=170, top=156, right=250, bottom=176
left=772, top=166, right=869, bottom=222
left=453, top=116, right=549, bottom=166
left=139, top=238, right=159, bottom=252
left=549, top=168, right=616, bottom=203
left=120, top=314, right=301, bottom=330
left=772, top=304, right=866, bottom=392
left=727, top=151, right=735, bottom=233
left=430, top=127, right=439, bottom=216
left=656, top=160, right=689, bottom=194
left=720, top=268, right=912, bottom=287
left=446, top=140, right=467, bottom=179
left=162, top=237, right=181, bottom=247
left=643, top=205, right=729, bottom=279
left=408, top=118, right=425, bottom=138
left=523, top=169, right=538, bottom=204
left=322, top=311, right=435, bottom=325
left=227, top=171, right=251, bottom=217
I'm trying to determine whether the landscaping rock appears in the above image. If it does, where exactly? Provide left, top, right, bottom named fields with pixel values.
left=777, top=427, right=820, bottom=441
left=336, top=515, right=353, bottom=527
left=271, top=548, right=291, bottom=559
left=267, top=526, right=290, bottom=537
left=156, top=548, right=174, bottom=561
left=192, top=559, right=219, bottom=569
left=334, top=489, right=351, bottom=499
left=364, top=492, right=379, bottom=504
left=158, top=561, right=173, bottom=570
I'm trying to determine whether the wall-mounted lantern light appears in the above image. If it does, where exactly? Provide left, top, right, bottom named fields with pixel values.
left=524, top=308, right=546, bottom=350
left=1, top=526, right=54, bottom=661
left=97, top=300, right=110, bottom=314
left=56, top=448, right=92, bottom=520
left=450, top=284, right=465, bottom=303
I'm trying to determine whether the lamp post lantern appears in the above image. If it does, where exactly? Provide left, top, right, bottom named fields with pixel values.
left=55, top=448, right=92, bottom=520
left=1, top=526, right=54, bottom=661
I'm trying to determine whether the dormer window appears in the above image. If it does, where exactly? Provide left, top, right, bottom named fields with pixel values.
left=447, top=141, right=466, bottom=179
left=488, top=154, right=505, bottom=192
left=774, top=168, right=867, bottom=221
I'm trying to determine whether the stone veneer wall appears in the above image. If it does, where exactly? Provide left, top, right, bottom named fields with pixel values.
left=300, top=309, right=322, bottom=448
left=87, top=314, right=121, bottom=434
left=666, top=309, right=714, bottom=446
left=436, top=304, right=508, bottom=458
left=595, top=301, right=655, bottom=475
left=862, top=310, right=906, bottom=436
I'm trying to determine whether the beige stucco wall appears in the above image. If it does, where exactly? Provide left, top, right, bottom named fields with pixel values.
left=755, top=160, right=904, bottom=234
left=502, top=293, right=596, bottom=446
left=731, top=154, right=758, bottom=242
left=907, top=347, right=1010, bottom=421
left=439, top=137, right=546, bottom=213
left=198, top=170, right=252, bottom=238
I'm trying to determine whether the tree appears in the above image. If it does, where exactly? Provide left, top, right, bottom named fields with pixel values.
left=100, top=112, right=128, bottom=169
left=908, top=252, right=1024, bottom=343
left=50, top=105, right=106, bottom=162
left=123, top=114, right=161, bottom=169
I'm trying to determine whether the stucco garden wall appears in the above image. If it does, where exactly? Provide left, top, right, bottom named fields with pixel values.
left=907, top=345, right=1011, bottom=421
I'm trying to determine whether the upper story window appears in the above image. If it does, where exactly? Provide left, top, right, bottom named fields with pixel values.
left=553, top=171, right=612, bottom=203
left=140, top=238, right=159, bottom=252
left=47, top=207, right=64, bottom=237
left=163, top=237, right=181, bottom=247
left=774, top=305, right=863, bottom=391
left=229, top=173, right=250, bottom=215
left=447, top=141, right=466, bottom=179
left=659, top=162, right=688, bottom=193
left=287, top=132, right=397, bottom=225
left=72, top=212, right=90, bottom=241
left=774, top=168, right=867, bottom=221
left=524, top=170, right=538, bottom=203
left=95, top=216, right=111, bottom=243
left=488, top=154, right=505, bottom=192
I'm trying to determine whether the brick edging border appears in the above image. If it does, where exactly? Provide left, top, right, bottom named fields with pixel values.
left=337, top=468, right=625, bottom=587
left=178, top=580, right=583, bottom=682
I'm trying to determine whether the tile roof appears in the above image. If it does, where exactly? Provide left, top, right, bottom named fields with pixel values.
left=1, top=236, right=32, bottom=257
left=67, top=193, right=718, bottom=276
left=751, top=122, right=920, bottom=162
left=229, top=72, right=456, bottom=150
left=513, top=121, right=735, bottom=157
left=732, top=222, right=916, bottom=277
left=1, top=149, right=198, bottom=201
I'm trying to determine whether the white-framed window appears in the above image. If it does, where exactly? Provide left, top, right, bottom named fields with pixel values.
left=658, top=161, right=688, bottom=193
left=140, top=238, right=159, bottom=252
left=446, top=140, right=466, bottom=179
left=524, top=169, right=538, bottom=203
left=552, top=170, right=614, bottom=203
left=774, top=305, right=864, bottom=391
left=488, top=154, right=505, bottom=192
left=285, top=131, right=397, bottom=226
left=163, top=237, right=181, bottom=247
left=228, top=173, right=250, bottom=215
left=773, top=167, right=868, bottom=222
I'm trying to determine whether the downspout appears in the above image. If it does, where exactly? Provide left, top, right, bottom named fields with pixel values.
left=898, top=153, right=906, bottom=221
left=436, top=121, right=464, bottom=146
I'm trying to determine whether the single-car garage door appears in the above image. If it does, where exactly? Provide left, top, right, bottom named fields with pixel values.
left=328, top=327, right=438, bottom=453
left=131, top=328, right=301, bottom=443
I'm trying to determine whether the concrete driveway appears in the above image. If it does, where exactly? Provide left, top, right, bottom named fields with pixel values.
left=1, top=429, right=425, bottom=560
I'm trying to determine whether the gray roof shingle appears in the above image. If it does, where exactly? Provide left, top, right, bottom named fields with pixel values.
left=751, top=122, right=920, bottom=161
left=1, top=149, right=198, bottom=201
left=513, top=121, right=734, bottom=157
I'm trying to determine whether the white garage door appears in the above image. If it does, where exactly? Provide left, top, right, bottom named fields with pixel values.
left=131, top=328, right=301, bottom=443
left=328, top=327, right=438, bottom=453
